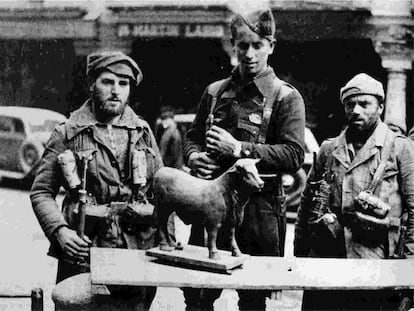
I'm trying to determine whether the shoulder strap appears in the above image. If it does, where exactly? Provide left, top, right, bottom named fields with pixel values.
left=257, top=78, right=285, bottom=144
left=206, top=77, right=231, bottom=115
left=367, top=131, right=395, bottom=194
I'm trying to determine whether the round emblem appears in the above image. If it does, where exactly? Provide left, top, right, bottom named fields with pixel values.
left=249, top=113, right=262, bottom=125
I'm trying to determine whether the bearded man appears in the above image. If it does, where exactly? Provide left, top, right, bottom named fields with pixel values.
left=31, top=51, right=163, bottom=310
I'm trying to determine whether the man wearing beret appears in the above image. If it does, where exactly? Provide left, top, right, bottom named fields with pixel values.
left=183, top=8, right=305, bottom=311
left=31, top=51, right=163, bottom=309
left=294, top=73, right=414, bottom=310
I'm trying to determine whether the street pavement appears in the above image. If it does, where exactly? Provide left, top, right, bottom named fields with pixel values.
left=0, top=182, right=302, bottom=311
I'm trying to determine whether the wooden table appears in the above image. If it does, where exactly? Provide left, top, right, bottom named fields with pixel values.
left=90, top=247, right=414, bottom=290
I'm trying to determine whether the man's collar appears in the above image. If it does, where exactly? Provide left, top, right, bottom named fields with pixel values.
left=66, top=100, right=145, bottom=139
left=371, top=121, right=389, bottom=147
left=336, top=120, right=388, bottom=149
left=231, top=66, right=277, bottom=97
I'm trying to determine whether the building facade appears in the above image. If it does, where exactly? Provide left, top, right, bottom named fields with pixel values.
left=0, top=0, right=412, bottom=141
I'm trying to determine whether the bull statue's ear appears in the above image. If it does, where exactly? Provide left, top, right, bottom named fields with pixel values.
left=245, top=158, right=261, bottom=167
left=235, top=158, right=261, bottom=169
left=252, top=158, right=261, bottom=164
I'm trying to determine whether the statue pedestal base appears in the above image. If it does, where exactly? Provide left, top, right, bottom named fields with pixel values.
left=146, top=245, right=249, bottom=274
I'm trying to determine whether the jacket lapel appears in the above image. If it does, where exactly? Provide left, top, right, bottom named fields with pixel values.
left=66, top=100, right=145, bottom=141
left=332, top=132, right=351, bottom=169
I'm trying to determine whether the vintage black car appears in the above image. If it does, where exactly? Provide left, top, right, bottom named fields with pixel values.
left=0, top=106, right=66, bottom=183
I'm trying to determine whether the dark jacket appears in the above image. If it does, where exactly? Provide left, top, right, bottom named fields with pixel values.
left=184, top=67, right=305, bottom=175
left=31, top=101, right=163, bottom=254
left=183, top=66, right=305, bottom=256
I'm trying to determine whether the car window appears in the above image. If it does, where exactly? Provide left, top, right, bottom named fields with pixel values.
left=13, top=118, right=25, bottom=134
left=0, top=116, right=15, bottom=133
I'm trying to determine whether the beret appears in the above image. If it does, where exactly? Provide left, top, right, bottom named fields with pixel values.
left=232, top=8, right=276, bottom=42
left=86, top=51, right=143, bottom=86
left=340, top=73, right=385, bottom=103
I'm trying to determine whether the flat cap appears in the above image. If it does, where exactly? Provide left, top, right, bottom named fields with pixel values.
left=340, top=73, right=385, bottom=103
left=86, top=51, right=143, bottom=86
left=231, top=8, right=276, bottom=42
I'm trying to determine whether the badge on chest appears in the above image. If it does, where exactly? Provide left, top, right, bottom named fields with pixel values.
left=249, top=113, right=262, bottom=125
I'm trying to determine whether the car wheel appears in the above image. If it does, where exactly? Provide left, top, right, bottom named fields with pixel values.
left=283, top=168, right=307, bottom=213
left=19, top=140, right=43, bottom=175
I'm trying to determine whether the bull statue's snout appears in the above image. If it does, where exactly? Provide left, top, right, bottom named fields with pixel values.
left=256, top=177, right=265, bottom=191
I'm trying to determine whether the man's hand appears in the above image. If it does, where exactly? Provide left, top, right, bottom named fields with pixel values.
left=55, top=226, right=91, bottom=261
left=188, top=151, right=220, bottom=179
left=206, top=125, right=241, bottom=158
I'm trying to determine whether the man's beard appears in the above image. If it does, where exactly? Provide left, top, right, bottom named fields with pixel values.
left=92, top=90, right=127, bottom=118
left=346, top=118, right=379, bottom=144
left=96, top=100, right=126, bottom=116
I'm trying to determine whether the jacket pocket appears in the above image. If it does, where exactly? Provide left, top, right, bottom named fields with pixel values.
left=380, top=168, right=399, bottom=203
left=237, top=119, right=260, bottom=142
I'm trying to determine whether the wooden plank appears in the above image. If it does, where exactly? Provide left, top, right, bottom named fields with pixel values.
left=90, top=247, right=414, bottom=290
left=146, top=245, right=249, bottom=274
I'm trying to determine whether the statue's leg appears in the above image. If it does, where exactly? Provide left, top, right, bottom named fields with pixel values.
left=158, top=210, right=175, bottom=251
left=167, top=212, right=178, bottom=248
left=206, top=224, right=220, bottom=260
left=229, top=227, right=241, bottom=257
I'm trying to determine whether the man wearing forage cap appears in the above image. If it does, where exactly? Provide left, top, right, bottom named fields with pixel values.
left=183, top=7, right=305, bottom=311
left=294, top=73, right=414, bottom=310
left=31, top=50, right=163, bottom=310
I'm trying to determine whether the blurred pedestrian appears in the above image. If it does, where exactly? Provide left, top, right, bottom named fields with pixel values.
left=155, top=105, right=184, bottom=169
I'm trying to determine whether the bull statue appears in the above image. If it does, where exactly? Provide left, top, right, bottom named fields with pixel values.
left=153, top=158, right=264, bottom=260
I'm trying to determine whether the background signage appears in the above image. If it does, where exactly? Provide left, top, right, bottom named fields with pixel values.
left=118, top=23, right=225, bottom=38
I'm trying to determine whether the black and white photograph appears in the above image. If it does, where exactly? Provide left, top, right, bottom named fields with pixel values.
left=0, top=0, right=413, bottom=310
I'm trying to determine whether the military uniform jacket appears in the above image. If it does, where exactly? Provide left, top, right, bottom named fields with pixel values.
left=30, top=101, right=163, bottom=254
left=183, top=67, right=305, bottom=256
left=294, top=121, right=414, bottom=258
left=183, top=66, right=305, bottom=176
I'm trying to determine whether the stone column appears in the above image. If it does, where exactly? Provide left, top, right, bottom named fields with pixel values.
left=382, top=59, right=412, bottom=127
